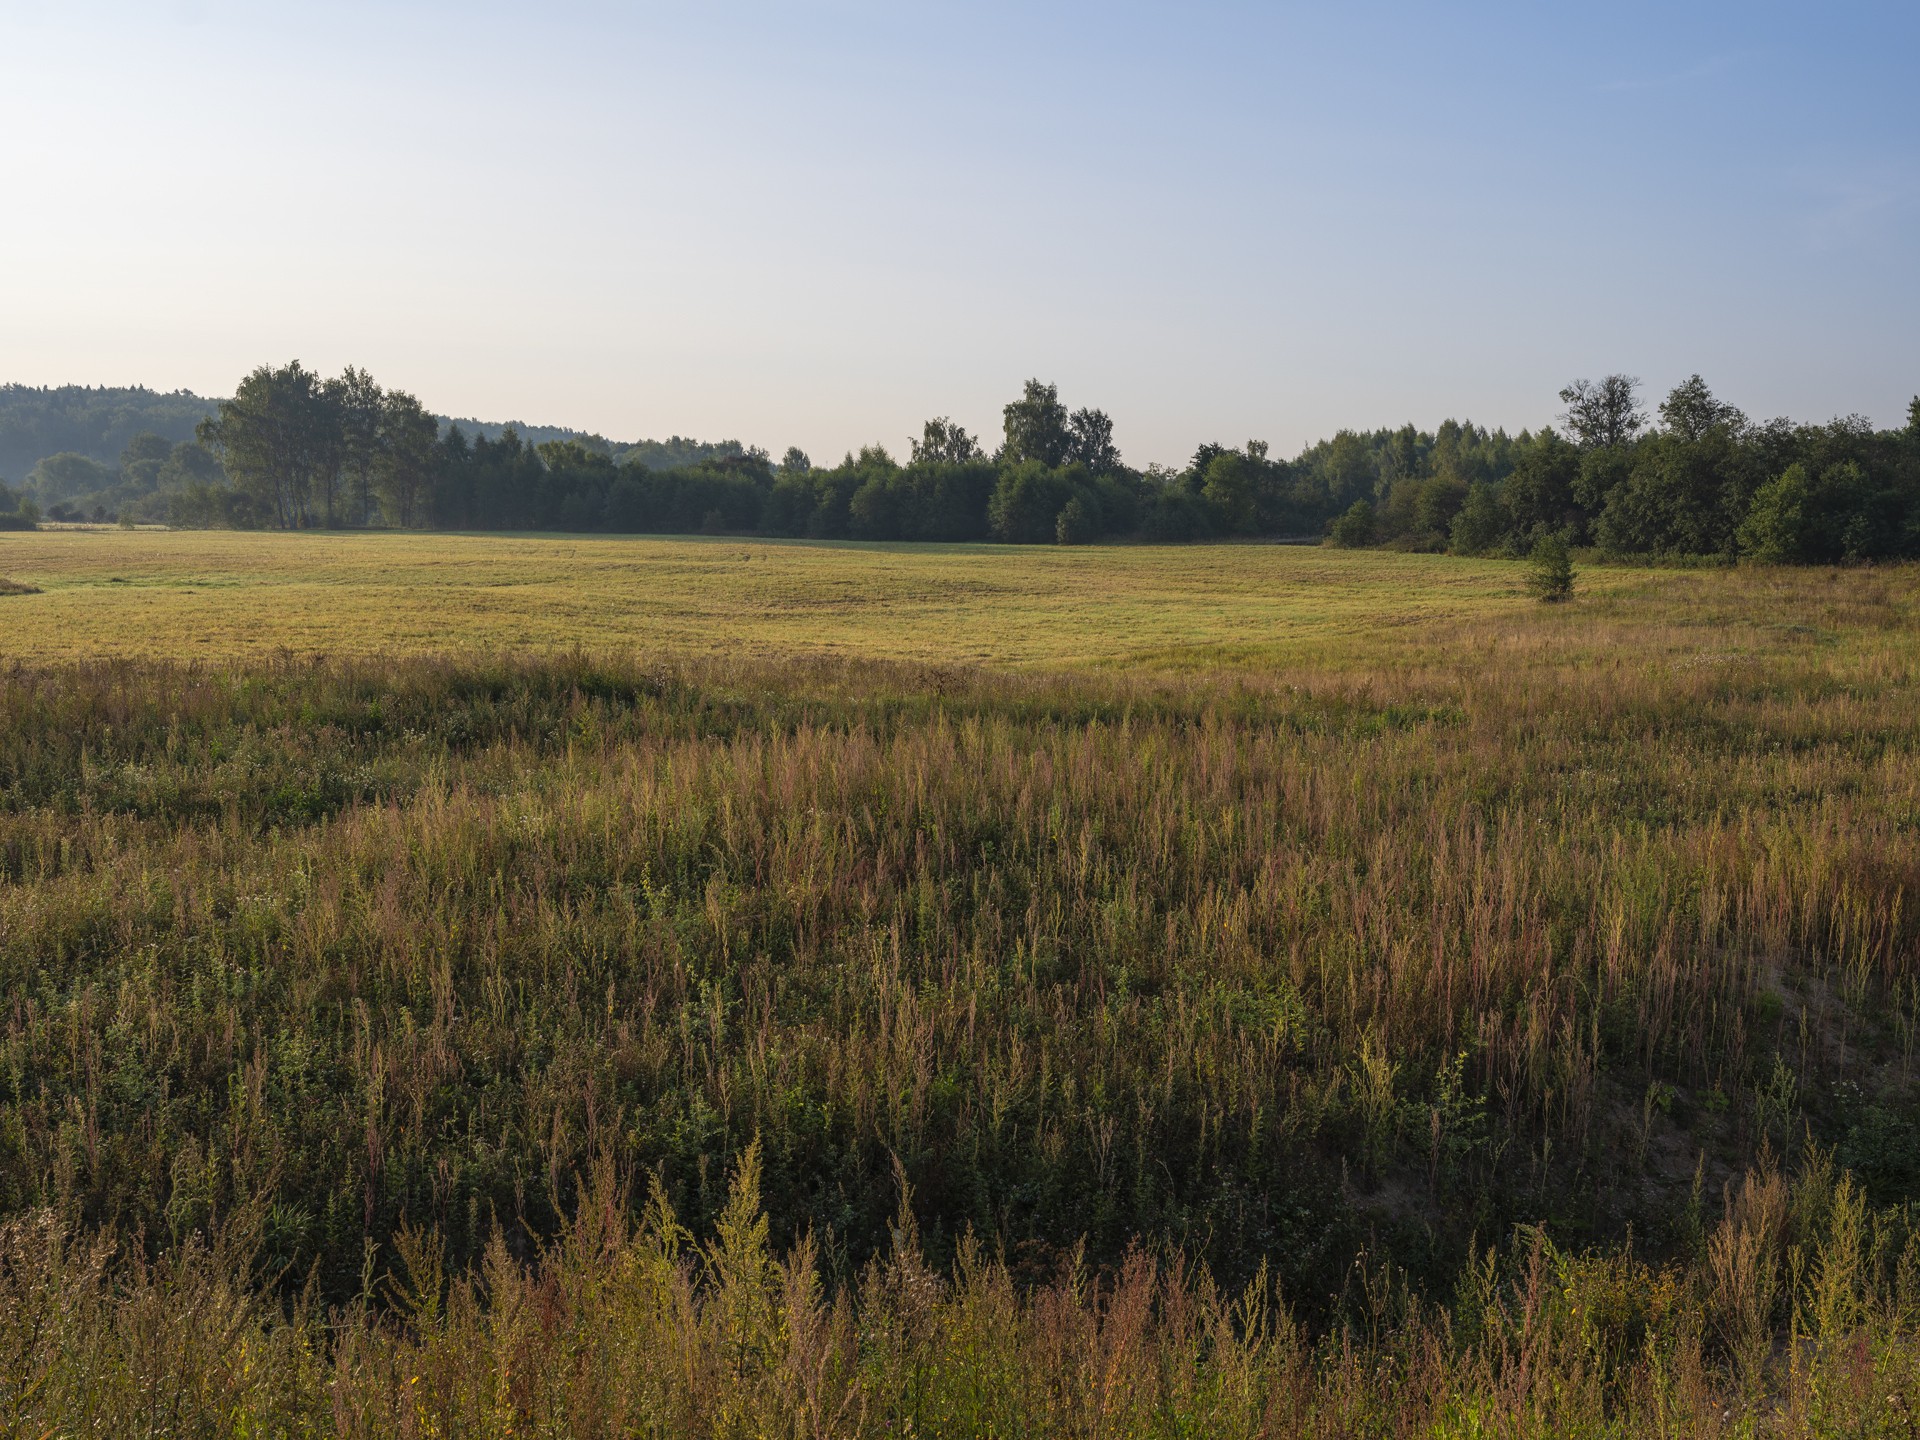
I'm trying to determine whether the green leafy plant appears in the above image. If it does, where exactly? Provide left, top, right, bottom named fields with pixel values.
left=1525, top=531, right=1575, bottom=601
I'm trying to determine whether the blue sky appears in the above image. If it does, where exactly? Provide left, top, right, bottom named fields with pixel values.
left=1, top=0, right=1914, bottom=464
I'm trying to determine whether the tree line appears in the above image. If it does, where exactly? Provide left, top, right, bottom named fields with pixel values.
left=0, top=381, right=745, bottom=528
left=1320, top=376, right=1920, bottom=565
left=19, top=359, right=1917, bottom=562
left=176, top=365, right=1168, bottom=542
left=0, top=434, right=224, bottom=526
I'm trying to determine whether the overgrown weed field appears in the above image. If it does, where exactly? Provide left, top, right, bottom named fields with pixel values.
left=1, top=531, right=1919, bottom=1435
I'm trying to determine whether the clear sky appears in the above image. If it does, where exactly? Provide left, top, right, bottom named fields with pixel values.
left=2, top=0, right=1915, bottom=465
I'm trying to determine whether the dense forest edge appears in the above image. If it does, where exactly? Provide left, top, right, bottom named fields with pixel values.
left=3, top=366, right=1918, bottom=564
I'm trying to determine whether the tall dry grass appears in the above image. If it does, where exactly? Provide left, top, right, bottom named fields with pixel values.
left=0, top=562, right=1915, bottom=1428
left=4, top=1146, right=1920, bottom=1436
left=1, top=639, right=1914, bottom=1301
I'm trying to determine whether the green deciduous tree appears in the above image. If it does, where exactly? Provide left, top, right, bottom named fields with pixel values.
left=26, top=452, right=116, bottom=504
left=1571, top=443, right=1635, bottom=518
left=1141, top=487, right=1213, bottom=541
left=118, top=432, right=174, bottom=491
left=1327, top=499, right=1376, bottom=548
left=1415, top=474, right=1470, bottom=540
left=1738, top=463, right=1812, bottom=563
left=911, top=417, right=981, bottom=464
left=158, top=441, right=223, bottom=486
left=197, top=361, right=336, bottom=530
left=335, top=366, right=386, bottom=526
left=1185, top=443, right=1230, bottom=494
left=1594, top=378, right=1753, bottom=557
left=154, top=442, right=227, bottom=520
left=1450, top=480, right=1508, bottom=555
left=1558, top=375, right=1646, bottom=449
left=1066, top=407, right=1120, bottom=474
left=1001, top=381, right=1073, bottom=467
left=989, top=460, right=1077, bottom=543
left=374, top=391, right=439, bottom=529
left=1055, top=494, right=1096, bottom=544
left=1658, top=374, right=1746, bottom=444
left=1201, top=451, right=1260, bottom=534
left=1502, top=428, right=1582, bottom=540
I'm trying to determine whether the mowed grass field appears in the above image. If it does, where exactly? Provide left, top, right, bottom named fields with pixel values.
left=0, top=525, right=1675, bottom=668
left=4, top=531, right=1920, bottom=1435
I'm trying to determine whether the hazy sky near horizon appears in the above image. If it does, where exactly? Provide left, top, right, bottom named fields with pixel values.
left=2, top=1, right=1915, bottom=465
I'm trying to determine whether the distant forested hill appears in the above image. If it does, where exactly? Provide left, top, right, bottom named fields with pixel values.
left=0, top=384, right=737, bottom=485
left=0, top=385, right=219, bottom=480
left=439, top=417, right=742, bottom=470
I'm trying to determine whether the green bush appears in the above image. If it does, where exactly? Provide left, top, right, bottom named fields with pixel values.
left=1450, top=481, right=1508, bottom=555
left=1525, top=532, right=1575, bottom=601
left=988, top=460, right=1076, bottom=543
left=1738, top=464, right=1812, bottom=563
left=1054, top=495, right=1096, bottom=544
left=1327, top=499, right=1376, bottom=548
left=1141, top=488, right=1214, bottom=542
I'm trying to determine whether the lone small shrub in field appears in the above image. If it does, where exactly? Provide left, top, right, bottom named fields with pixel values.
left=0, top=575, right=40, bottom=595
left=1525, top=531, right=1575, bottom=601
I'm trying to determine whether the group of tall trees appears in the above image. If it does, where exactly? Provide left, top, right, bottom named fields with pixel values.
left=184, top=363, right=440, bottom=530
left=179, top=370, right=1154, bottom=544
left=1303, top=374, right=1920, bottom=564
left=65, top=361, right=1920, bottom=563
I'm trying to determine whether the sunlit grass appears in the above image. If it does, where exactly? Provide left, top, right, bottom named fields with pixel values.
left=0, top=527, right=1683, bottom=667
